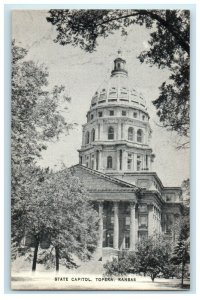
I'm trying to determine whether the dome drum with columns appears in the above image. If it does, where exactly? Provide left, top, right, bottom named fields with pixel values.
left=71, top=51, right=183, bottom=262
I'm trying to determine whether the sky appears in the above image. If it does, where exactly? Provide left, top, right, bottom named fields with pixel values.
left=12, top=10, right=190, bottom=187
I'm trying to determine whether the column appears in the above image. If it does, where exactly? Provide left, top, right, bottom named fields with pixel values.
left=118, top=122, right=121, bottom=140
left=143, top=154, right=146, bottom=171
left=113, top=202, right=119, bottom=249
left=116, top=150, right=120, bottom=171
left=130, top=202, right=136, bottom=251
left=122, top=150, right=127, bottom=171
left=98, top=123, right=101, bottom=140
left=93, top=153, right=96, bottom=170
left=134, top=153, right=137, bottom=171
left=132, top=153, right=135, bottom=171
left=98, top=201, right=104, bottom=248
left=99, top=150, right=102, bottom=171
left=148, top=205, right=154, bottom=236
left=121, top=123, right=124, bottom=139
left=82, top=129, right=85, bottom=146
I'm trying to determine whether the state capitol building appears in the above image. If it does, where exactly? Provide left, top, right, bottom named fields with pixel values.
left=70, top=51, right=183, bottom=261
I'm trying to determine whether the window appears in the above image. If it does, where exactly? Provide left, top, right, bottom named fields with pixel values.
left=142, top=115, right=145, bottom=121
left=104, top=230, right=113, bottom=248
left=91, top=160, right=94, bottom=170
left=85, top=131, right=90, bottom=144
left=146, top=155, right=148, bottom=170
left=109, top=110, right=114, bottom=116
left=119, top=149, right=122, bottom=170
left=91, top=114, right=94, bottom=120
left=122, top=110, right=126, bottom=116
left=125, top=216, right=130, bottom=226
left=128, top=127, right=134, bottom=141
left=137, top=155, right=142, bottom=171
left=127, top=158, right=132, bottom=170
left=166, top=195, right=172, bottom=202
left=98, top=111, right=103, bottom=117
left=107, top=156, right=113, bottom=169
left=133, top=112, right=137, bottom=118
left=137, top=129, right=143, bottom=143
left=108, top=126, right=114, bottom=140
left=139, top=215, right=148, bottom=227
left=91, top=128, right=95, bottom=142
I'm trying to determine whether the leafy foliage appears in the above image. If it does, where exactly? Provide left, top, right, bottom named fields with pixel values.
left=47, top=9, right=190, bottom=143
left=181, top=179, right=190, bottom=207
left=171, top=182, right=190, bottom=287
left=11, top=41, right=72, bottom=256
left=103, top=251, right=137, bottom=276
left=18, top=169, right=98, bottom=271
left=11, top=41, right=99, bottom=271
left=103, top=235, right=174, bottom=281
left=135, top=234, right=173, bottom=281
left=12, top=40, right=71, bottom=166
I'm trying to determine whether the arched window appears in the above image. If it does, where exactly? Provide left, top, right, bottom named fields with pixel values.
left=91, top=128, right=95, bottom=142
left=128, top=127, right=134, bottom=141
left=107, top=156, right=113, bottom=169
left=108, top=126, right=114, bottom=140
left=137, top=129, right=143, bottom=143
left=85, top=131, right=90, bottom=144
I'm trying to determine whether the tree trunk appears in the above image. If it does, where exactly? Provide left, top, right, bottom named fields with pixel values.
left=181, top=261, right=185, bottom=288
left=55, top=246, right=59, bottom=272
left=151, top=274, right=156, bottom=282
left=32, top=239, right=39, bottom=272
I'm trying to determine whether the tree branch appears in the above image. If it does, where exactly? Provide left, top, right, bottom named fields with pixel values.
left=97, top=10, right=189, bottom=54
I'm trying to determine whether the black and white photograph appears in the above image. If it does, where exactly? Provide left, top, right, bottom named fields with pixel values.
left=11, top=8, right=190, bottom=291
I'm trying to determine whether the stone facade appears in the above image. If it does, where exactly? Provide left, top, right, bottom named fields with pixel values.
left=71, top=51, right=183, bottom=261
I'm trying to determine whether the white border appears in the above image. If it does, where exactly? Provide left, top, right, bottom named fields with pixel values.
left=1, top=1, right=199, bottom=299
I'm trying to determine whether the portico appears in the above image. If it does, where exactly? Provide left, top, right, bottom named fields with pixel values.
left=97, top=200, right=137, bottom=251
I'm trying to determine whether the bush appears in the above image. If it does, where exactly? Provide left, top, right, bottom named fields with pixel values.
left=103, top=251, right=138, bottom=276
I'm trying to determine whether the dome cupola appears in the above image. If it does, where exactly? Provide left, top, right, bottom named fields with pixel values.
left=111, top=49, right=128, bottom=77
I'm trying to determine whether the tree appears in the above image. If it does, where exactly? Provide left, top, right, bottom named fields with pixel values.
left=11, top=41, right=72, bottom=258
left=103, top=236, right=174, bottom=281
left=47, top=9, right=190, bottom=144
left=11, top=41, right=72, bottom=165
left=135, top=234, right=173, bottom=281
left=171, top=225, right=190, bottom=287
left=171, top=179, right=190, bottom=287
left=16, top=169, right=98, bottom=272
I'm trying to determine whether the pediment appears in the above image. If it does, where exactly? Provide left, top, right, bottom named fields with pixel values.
left=69, top=164, right=137, bottom=191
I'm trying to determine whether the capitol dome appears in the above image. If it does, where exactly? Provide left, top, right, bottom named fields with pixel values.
left=90, top=50, right=147, bottom=110
left=79, top=50, right=154, bottom=174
